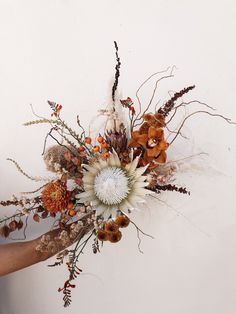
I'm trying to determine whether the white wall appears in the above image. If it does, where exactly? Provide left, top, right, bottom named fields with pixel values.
left=0, top=1, right=236, bottom=313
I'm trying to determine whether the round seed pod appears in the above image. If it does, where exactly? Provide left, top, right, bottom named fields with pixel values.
left=108, top=230, right=122, bottom=243
left=115, top=215, right=130, bottom=228
left=0, top=225, right=11, bottom=238
left=104, top=221, right=119, bottom=233
left=97, top=229, right=108, bottom=241
left=9, top=220, right=18, bottom=231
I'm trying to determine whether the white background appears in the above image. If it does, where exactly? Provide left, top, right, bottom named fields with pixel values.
left=0, top=1, right=236, bottom=314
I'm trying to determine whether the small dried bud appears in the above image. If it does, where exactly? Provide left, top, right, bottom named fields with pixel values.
left=33, top=213, right=40, bottom=222
left=17, top=220, right=23, bottom=230
left=9, top=220, right=18, bottom=231
left=41, top=211, right=48, bottom=219
left=0, top=225, right=11, bottom=238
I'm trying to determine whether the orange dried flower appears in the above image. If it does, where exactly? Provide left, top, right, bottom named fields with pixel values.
left=42, top=180, right=69, bottom=213
left=115, top=215, right=130, bottom=228
left=108, top=230, right=122, bottom=243
left=97, top=229, right=108, bottom=241
left=129, top=126, right=168, bottom=158
left=105, top=221, right=119, bottom=233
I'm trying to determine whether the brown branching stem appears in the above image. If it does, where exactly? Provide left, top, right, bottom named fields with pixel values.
left=166, top=100, right=216, bottom=125
left=135, top=67, right=171, bottom=120
left=169, top=110, right=236, bottom=146
left=130, top=219, right=154, bottom=254
left=133, top=68, right=176, bottom=128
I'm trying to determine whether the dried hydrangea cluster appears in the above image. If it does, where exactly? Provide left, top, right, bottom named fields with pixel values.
left=1, top=42, right=234, bottom=307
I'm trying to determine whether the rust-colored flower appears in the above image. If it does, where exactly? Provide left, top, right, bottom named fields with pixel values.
left=115, top=215, right=130, bottom=228
left=143, top=112, right=165, bottom=128
left=42, top=180, right=69, bottom=213
left=129, top=126, right=168, bottom=158
left=108, top=230, right=122, bottom=243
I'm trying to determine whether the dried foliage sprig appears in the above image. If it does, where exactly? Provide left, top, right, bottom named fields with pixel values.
left=158, top=85, right=195, bottom=117
left=112, top=41, right=121, bottom=102
left=6, top=158, right=50, bottom=182
left=151, top=184, right=190, bottom=195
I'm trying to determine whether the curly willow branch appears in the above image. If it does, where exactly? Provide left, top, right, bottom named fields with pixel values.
left=133, top=66, right=176, bottom=128
left=169, top=110, right=236, bottom=145
left=135, top=67, right=171, bottom=120
left=166, top=100, right=216, bottom=125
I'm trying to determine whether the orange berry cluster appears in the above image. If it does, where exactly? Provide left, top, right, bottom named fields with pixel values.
left=97, top=215, right=130, bottom=243
left=82, top=135, right=110, bottom=159
left=67, top=201, right=76, bottom=217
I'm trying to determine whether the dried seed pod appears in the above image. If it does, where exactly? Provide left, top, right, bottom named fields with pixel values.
left=33, top=213, right=40, bottom=222
left=41, top=211, right=48, bottom=219
left=9, top=220, right=18, bottom=231
left=0, top=225, right=11, bottom=238
left=105, top=221, right=119, bottom=233
left=115, top=215, right=130, bottom=228
left=97, top=229, right=108, bottom=241
left=17, top=220, right=23, bottom=230
left=108, top=230, right=122, bottom=243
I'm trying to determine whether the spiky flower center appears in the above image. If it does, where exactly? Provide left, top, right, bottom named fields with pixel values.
left=94, top=167, right=129, bottom=205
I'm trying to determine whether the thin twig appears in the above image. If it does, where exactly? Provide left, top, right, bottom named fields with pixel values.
left=169, top=110, right=236, bottom=145
left=135, top=67, right=171, bottom=120
left=129, top=219, right=154, bottom=254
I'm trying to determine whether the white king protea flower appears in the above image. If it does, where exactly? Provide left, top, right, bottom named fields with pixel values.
left=79, top=152, right=152, bottom=219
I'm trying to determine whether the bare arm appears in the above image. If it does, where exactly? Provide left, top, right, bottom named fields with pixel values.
left=0, top=228, right=76, bottom=276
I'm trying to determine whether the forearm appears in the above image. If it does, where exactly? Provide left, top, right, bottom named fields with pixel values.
left=0, top=228, right=71, bottom=276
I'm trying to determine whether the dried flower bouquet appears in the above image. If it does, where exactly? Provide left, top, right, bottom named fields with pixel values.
left=0, top=42, right=234, bottom=307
